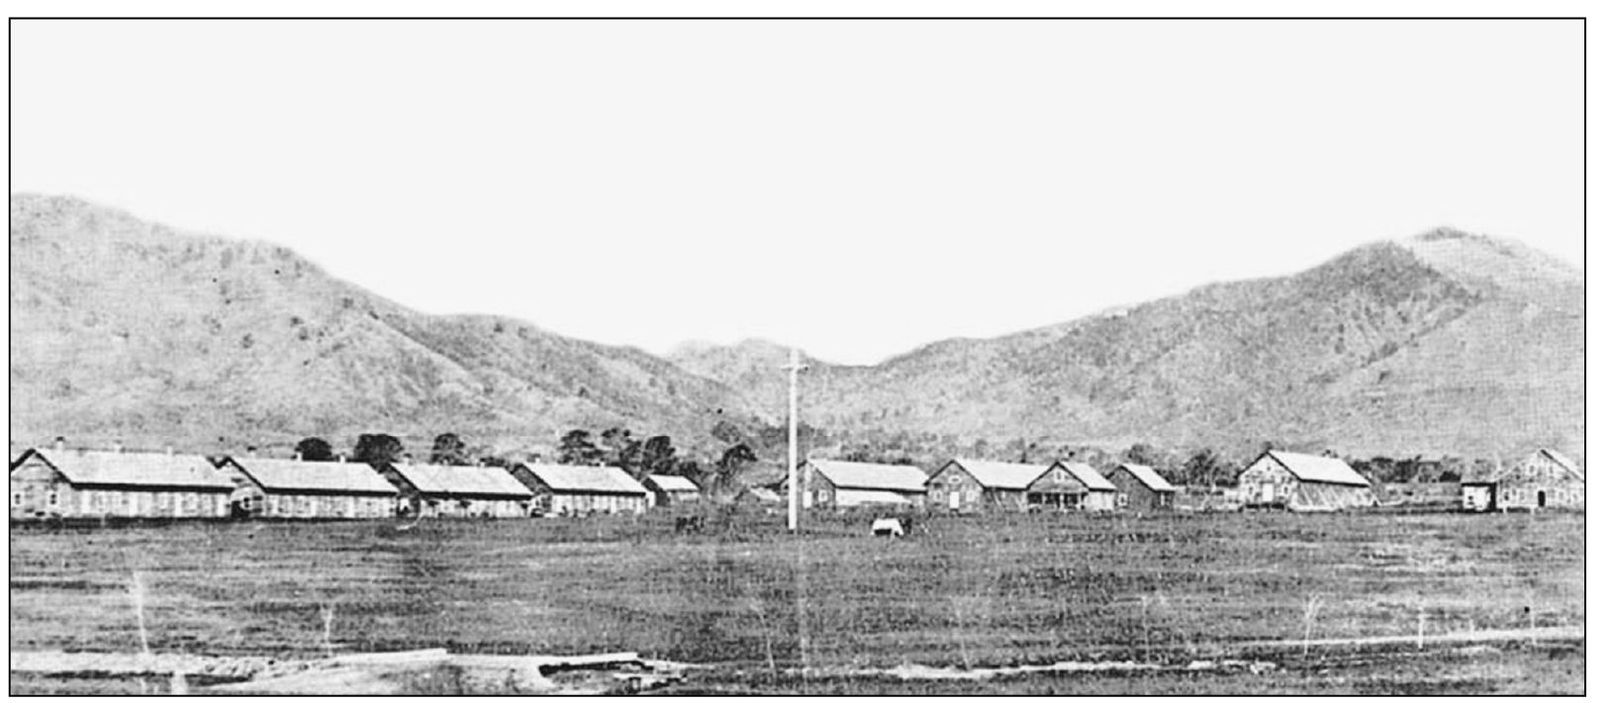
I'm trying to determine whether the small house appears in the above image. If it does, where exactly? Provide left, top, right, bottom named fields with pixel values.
left=1237, top=450, right=1374, bottom=511
left=213, top=455, right=399, bottom=519
left=512, top=464, right=651, bottom=516
left=10, top=445, right=234, bottom=520
left=926, top=459, right=1105, bottom=512
left=799, top=459, right=929, bottom=510
left=380, top=461, right=533, bottom=518
left=1462, top=449, right=1584, bottom=512
left=1052, top=460, right=1119, bottom=512
left=1106, top=463, right=1178, bottom=512
left=642, top=473, right=701, bottom=508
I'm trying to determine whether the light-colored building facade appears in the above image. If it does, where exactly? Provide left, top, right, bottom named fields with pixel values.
left=380, top=462, right=533, bottom=518
left=1462, top=449, right=1584, bottom=512
left=513, top=464, right=651, bottom=516
left=213, top=455, right=399, bottom=519
left=10, top=446, right=234, bottom=520
left=800, top=459, right=929, bottom=510
left=1237, top=450, right=1374, bottom=511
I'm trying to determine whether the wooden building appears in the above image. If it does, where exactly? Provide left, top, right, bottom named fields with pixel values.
left=513, top=464, right=651, bottom=516
left=926, top=459, right=1105, bottom=512
left=1462, top=448, right=1584, bottom=512
left=10, top=446, right=234, bottom=520
left=799, top=459, right=929, bottom=510
left=1106, top=463, right=1178, bottom=512
left=380, top=461, right=533, bottom=518
left=213, top=455, right=399, bottom=519
left=1054, top=460, right=1119, bottom=512
left=1237, top=450, right=1373, bottom=512
left=642, top=473, right=701, bottom=508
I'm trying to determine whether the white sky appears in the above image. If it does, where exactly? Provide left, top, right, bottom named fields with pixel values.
left=10, top=19, right=1585, bottom=364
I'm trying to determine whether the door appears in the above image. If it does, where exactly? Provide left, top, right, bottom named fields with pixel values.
left=949, top=491, right=961, bottom=510
left=1260, top=482, right=1275, bottom=504
left=1538, top=490, right=1547, bottom=508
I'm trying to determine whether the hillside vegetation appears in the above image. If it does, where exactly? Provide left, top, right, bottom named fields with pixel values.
left=9, top=194, right=761, bottom=457
left=673, top=229, right=1584, bottom=464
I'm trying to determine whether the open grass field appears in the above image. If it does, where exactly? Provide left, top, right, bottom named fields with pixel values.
left=9, top=510, right=1584, bottom=694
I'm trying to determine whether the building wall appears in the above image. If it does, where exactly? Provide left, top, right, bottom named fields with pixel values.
left=1495, top=453, right=1584, bottom=510
left=258, top=493, right=396, bottom=519
left=1027, top=465, right=1089, bottom=511
left=10, top=459, right=229, bottom=519
left=1108, top=469, right=1172, bottom=512
left=925, top=462, right=987, bottom=512
left=1238, top=454, right=1372, bottom=511
left=543, top=491, right=647, bottom=516
left=1462, top=483, right=1497, bottom=512
left=1083, top=490, right=1117, bottom=512
left=419, top=496, right=530, bottom=518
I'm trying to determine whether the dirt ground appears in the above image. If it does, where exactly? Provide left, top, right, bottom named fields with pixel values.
left=8, top=509, right=1584, bottom=693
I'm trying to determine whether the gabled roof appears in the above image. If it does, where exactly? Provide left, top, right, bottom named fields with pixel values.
left=13, top=449, right=235, bottom=491
left=1112, top=463, right=1177, bottom=492
left=222, top=457, right=398, bottom=496
left=1055, top=461, right=1118, bottom=491
left=524, top=464, right=650, bottom=496
left=391, top=463, right=533, bottom=498
left=644, top=473, right=700, bottom=493
left=806, top=460, right=929, bottom=493
left=942, top=459, right=1049, bottom=490
left=1538, top=449, right=1585, bottom=481
left=1266, top=451, right=1371, bottom=487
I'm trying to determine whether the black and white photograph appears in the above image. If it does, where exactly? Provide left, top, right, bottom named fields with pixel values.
left=6, top=12, right=1590, bottom=695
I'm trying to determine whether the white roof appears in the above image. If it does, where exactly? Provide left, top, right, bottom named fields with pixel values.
left=525, top=464, right=650, bottom=496
left=392, top=463, right=533, bottom=498
left=227, top=457, right=398, bottom=496
left=834, top=489, right=914, bottom=506
left=1114, top=463, right=1177, bottom=492
left=1267, top=451, right=1371, bottom=487
left=807, top=460, right=929, bottom=493
left=17, top=449, right=235, bottom=491
left=1056, top=461, right=1117, bottom=491
left=644, top=473, right=700, bottom=493
left=945, top=459, right=1049, bottom=490
left=744, top=486, right=782, bottom=502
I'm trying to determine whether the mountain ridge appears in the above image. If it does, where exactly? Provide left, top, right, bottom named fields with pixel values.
left=668, top=228, right=1584, bottom=463
left=9, top=193, right=764, bottom=458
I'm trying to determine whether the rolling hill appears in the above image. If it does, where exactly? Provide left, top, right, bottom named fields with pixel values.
left=670, top=229, right=1585, bottom=463
left=9, top=194, right=763, bottom=458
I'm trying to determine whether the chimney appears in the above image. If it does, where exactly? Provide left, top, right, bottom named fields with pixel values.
left=247, top=446, right=258, bottom=459
left=292, top=451, right=302, bottom=462
left=338, top=454, right=348, bottom=463
left=53, top=436, right=65, bottom=453
left=165, top=445, right=174, bottom=456
left=113, top=440, right=123, bottom=454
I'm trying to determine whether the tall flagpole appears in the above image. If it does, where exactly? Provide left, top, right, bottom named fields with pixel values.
left=785, top=347, right=806, bottom=532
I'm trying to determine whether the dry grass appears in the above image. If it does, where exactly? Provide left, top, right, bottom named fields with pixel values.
left=8, top=510, right=1583, bottom=693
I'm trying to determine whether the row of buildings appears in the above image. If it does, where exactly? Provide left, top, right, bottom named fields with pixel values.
left=797, top=448, right=1584, bottom=514
left=9, top=441, right=1583, bottom=522
left=8, top=440, right=693, bottom=521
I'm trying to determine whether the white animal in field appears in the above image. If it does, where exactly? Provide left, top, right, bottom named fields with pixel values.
left=870, top=517, right=905, bottom=538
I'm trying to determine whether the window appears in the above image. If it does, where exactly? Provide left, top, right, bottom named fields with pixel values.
left=12, top=493, right=21, bottom=506
left=948, top=475, right=961, bottom=485
left=1117, top=493, right=1129, bottom=508
left=47, top=492, right=59, bottom=507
